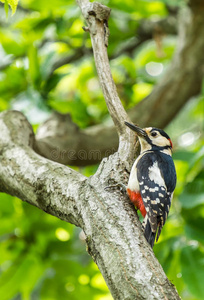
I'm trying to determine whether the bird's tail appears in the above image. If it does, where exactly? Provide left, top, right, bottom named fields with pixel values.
left=142, top=216, right=156, bottom=248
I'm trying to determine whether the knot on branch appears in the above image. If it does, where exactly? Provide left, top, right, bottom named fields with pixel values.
left=80, top=1, right=111, bottom=45
left=84, top=2, right=111, bottom=22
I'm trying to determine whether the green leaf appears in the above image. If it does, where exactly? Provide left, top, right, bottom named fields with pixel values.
left=0, top=0, right=19, bottom=15
left=42, top=73, right=68, bottom=95
left=181, top=246, right=204, bottom=299
left=0, top=30, right=26, bottom=56
left=4, top=0, right=9, bottom=17
left=28, top=45, right=41, bottom=89
left=0, top=255, right=39, bottom=299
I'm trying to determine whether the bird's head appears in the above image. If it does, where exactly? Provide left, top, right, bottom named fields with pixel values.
left=125, top=121, right=173, bottom=154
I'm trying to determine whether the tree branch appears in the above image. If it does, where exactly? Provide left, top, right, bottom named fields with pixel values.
left=76, top=0, right=134, bottom=163
left=129, top=5, right=204, bottom=127
left=45, top=14, right=177, bottom=76
left=0, top=2, right=187, bottom=299
left=34, top=3, right=204, bottom=166
left=0, top=12, right=177, bottom=75
left=34, top=111, right=118, bottom=166
left=0, top=109, right=180, bottom=299
left=0, top=110, right=86, bottom=227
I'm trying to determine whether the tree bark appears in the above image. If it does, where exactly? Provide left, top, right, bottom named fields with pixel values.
left=34, top=3, right=204, bottom=166
left=0, top=110, right=180, bottom=299
left=0, top=0, right=182, bottom=298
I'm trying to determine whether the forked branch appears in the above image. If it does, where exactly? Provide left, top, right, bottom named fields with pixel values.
left=0, top=1, right=182, bottom=298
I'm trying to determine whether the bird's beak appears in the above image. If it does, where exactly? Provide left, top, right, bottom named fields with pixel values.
left=124, top=122, right=147, bottom=139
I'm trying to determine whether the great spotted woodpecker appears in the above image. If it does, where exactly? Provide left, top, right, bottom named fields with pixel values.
left=125, top=122, right=176, bottom=248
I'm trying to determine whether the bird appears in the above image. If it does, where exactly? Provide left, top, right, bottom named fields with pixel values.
left=125, top=121, right=177, bottom=248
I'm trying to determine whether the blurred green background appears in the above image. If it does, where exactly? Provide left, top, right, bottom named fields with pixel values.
left=0, top=0, right=204, bottom=299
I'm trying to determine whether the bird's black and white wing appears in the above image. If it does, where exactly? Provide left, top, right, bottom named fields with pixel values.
left=136, top=152, right=174, bottom=247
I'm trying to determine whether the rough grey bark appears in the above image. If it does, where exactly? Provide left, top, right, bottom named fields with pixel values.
left=0, top=110, right=180, bottom=299
left=0, top=1, right=181, bottom=299
left=34, top=3, right=204, bottom=166
left=0, top=111, right=85, bottom=225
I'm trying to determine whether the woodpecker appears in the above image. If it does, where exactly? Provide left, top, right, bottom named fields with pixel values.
left=125, top=122, right=176, bottom=248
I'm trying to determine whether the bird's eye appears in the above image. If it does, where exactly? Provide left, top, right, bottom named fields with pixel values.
left=151, top=132, right=157, bottom=137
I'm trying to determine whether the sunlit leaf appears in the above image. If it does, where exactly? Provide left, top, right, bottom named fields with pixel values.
left=0, top=0, right=19, bottom=15
left=28, top=44, right=41, bottom=89
left=42, top=73, right=68, bottom=95
left=0, top=255, right=40, bottom=299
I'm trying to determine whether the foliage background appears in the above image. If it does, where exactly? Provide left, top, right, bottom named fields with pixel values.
left=0, top=0, right=203, bottom=299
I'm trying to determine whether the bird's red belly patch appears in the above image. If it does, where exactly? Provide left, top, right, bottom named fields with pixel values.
left=127, top=188, right=146, bottom=217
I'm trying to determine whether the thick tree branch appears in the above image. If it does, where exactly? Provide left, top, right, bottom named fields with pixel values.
left=34, top=112, right=118, bottom=166
left=34, top=3, right=204, bottom=166
left=0, top=2, right=191, bottom=299
left=0, top=110, right=180, bottom=299
left=0, top=111, right=86, bottom=227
